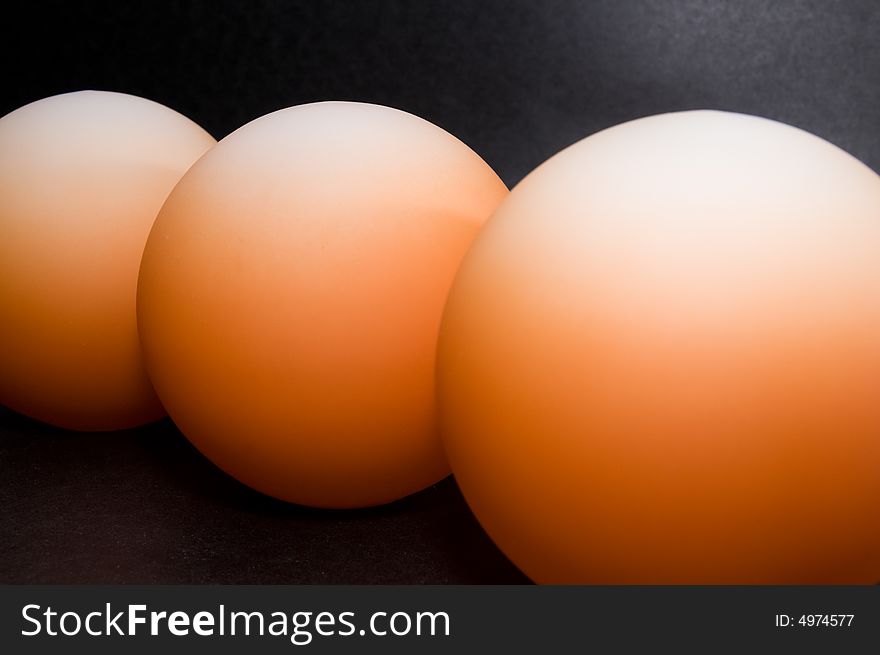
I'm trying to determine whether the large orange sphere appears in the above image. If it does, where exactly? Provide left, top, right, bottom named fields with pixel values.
left=438, top=111, right=880, bottom=583
left=137, top=101, right=507, bottom=508
left=0, top=91, right=215, bottom=430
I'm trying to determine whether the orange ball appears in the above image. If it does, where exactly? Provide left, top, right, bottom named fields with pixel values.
left=0, top=91, right=215, bottom=430
left=137, top=101, right=507, bottom=508
left=438, top=111, right=880, bottom=583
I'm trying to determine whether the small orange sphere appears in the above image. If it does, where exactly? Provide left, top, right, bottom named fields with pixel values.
left=438, top=111, right=880, bottom=583
left=137, top=102, right=507, bottom=508
left=0, top=91, right=215, bottom=430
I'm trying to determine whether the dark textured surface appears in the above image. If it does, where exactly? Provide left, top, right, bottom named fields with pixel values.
left=1, top=0, right=879, bottom=187
left=1, top=0, right=879, bottom=584
left=0, top=406, right=527, bottom=583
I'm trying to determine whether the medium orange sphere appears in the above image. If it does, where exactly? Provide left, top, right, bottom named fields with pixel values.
left=0, top=91, right=215, bottom=430
left=137, top=101, right=507, bottom=508
left=438, top=111, right=880, bottom=583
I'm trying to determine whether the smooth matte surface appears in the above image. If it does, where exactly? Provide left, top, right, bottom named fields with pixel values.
left=2, top=0, right=879, bottom=584
left=438, top=111, right=880, bottom=583
left=0, top=91, right=214, bottom=431
left=138, top=101, right=506, bottom=509
left=0, top=406, right=526, bottom=583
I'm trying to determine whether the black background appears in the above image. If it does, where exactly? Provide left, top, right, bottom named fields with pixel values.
left=1, top=0, right=879, bottom=583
